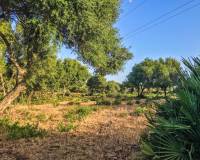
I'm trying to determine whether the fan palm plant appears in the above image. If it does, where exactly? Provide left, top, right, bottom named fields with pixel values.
left=141, top=57, right=200, bottom=160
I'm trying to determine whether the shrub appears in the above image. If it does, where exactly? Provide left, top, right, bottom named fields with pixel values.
left=131, top=106, right=147, bottom=116
left=61, top=106, right=98, bottom=132
left=58, top=122, right=76, bottom=132
left=141, top=57, right=200, bottom=160
left=0, top=118, right=46, bottom=140
left=65, top=106, right=97, bottom=122
left=113, top=95, right=122, bottom=105
left=52, top=98, right=60, bottom=107
left=96, top=96, right=113, bottom=105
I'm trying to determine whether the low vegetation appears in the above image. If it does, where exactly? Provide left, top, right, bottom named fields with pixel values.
left=0, top=118, right=46, bottom=140
left=142, top=58, right=200, bottom=159
left=57, top=122, right=76, bottom=132
left=65, top=106, right=98, bottom=122
left=57, top=106, right=99, bottom=132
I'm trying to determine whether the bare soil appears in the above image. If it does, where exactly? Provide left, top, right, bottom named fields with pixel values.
left=0, top=104, right=146, bottom=160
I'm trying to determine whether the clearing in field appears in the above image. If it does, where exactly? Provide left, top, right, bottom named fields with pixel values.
left=0, top=103, right=146, bottom=160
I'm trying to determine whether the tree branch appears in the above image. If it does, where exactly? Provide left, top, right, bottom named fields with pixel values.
left=0, top=30, right=26, bottom=77
left=0, top=30, right=26, bottom=87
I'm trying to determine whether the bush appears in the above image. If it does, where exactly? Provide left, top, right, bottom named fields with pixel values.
left=96, top=98, right=112, bottom=105
left=0, top=118, right=46, bottom=140
left=131, top=106, right=147, bottom=116
left=52, top=98, right=60, bottom=107
left=60, top=106, right=98, bottom=132
left=141, top=57, right=200, bottom=160
left=65, top=106, right=97, bottom=122
left=113, top=95, right=122, bottom=105
left=96, top=96, right=113, bottom=105
left=58, top=122, right=76, bottom=132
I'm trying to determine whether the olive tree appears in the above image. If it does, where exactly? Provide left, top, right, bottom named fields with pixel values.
left=0, top=0, right=132, bottom=111
left=126, top=58, right=180, bottom=97
left=126, top=58, right=155, bottom=97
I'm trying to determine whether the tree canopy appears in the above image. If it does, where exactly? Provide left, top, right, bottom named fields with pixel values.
left=0, top=0, right=132, bottom=110
left=125, top=58, right=181, bottom=97
left=87, top=75, right=107, bottom=95
left=0, top=0, right=132, bottom=72
left=56, top=59, right=91, bottom=93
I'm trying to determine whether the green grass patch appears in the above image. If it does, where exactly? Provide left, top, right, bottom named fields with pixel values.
left=57, top=122, right=76, bottom=132
left=35, top=113, right=48, bottom=122
left=65, top=106, right=98, bottom=122
left=0, top=118, right=46, bottom=140
left=96, top=97, right=113, bottom=105
left=58, top=106, right=98, bottom=133
left=131, top=107, right=148, bottom=116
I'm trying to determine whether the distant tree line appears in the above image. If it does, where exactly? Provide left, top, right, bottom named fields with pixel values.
left=124, top=58, right=181, bottom=97
left=0, top=57, right=91, bottom=98
left=87, top=75, right=121, bottom=96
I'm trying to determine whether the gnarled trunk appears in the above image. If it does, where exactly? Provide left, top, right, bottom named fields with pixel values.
left=0, top=82, right=26, bottom=112
left=0, top=74, right=6, bottom=96
left=0, top=30, right=27, bottom=112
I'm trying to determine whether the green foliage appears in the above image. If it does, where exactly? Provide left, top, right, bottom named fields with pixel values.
left=106, top=81, right=121, bottom=96
left=125, top=58, right=181, bottom=97
left=153, top=58, right=180, bottom=96
left=0, top=118, right=46, bottom=140
left=0, top=57, right=5, bottom=74
left=96, top=96, right=113, bottom=105
left=126, top=58, right=155, bottom=97
left=65, top=106, right=98, bottom=122
left=59, top=106, right=98, bottom=132
left=35, top=113, right=48, bottom=122
left=26, top=49, right=58, bottom=92
left=113, top=95, right=122, bottom=105
left=57, top=122, right=76, bottom=132
left=1, top=0, right=131, bottom=74
left=55, top=59, right=91, bottom=93
left=0, top=0, right=132, bottom=108
left=16, top=91, right=61, bottom=105
left=87, top=75, right=107, bottom=95
left=132, top=107, right=147, bottom=116
left=142, top=57, right=200, bottom=160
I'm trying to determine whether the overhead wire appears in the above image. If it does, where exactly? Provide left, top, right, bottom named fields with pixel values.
left=123, top=0, right=196, bottom=39
left=125, top=1, right=200, bottom=40
left=120, top=0, right=149, bottom=20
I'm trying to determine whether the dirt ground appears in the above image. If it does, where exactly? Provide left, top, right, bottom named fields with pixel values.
left=0, top=105, right=147, bottom=160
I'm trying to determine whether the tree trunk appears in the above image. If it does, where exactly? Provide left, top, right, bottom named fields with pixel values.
left=139, top=87, right=145, bottom=97
left=0, top=82, right=26, bottom=112
left=164, top=88, right=167, bottom=97
left=137, top=86, right=140, bottom=97
left=0, top=30, right=27, bottom=113
left=0, top=74, right=6, bottom=96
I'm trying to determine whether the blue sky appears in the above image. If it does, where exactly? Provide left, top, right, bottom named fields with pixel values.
left=58, top=0, right=200, bottom=83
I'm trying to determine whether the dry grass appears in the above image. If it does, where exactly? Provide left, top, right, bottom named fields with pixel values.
left=0, top=104, right=147, bottom=160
